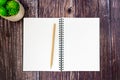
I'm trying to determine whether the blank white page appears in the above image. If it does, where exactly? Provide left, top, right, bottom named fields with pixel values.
left=23, top=18, right=59, bottom=71
left=64, top=18, right=100, bottom=71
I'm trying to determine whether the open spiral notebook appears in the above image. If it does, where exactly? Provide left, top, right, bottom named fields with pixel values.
left=23, top=18, right=100, bottom=71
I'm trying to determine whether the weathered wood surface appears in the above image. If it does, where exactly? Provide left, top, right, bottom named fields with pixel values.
left=111, top=0, right=120, bottom=80
left=0, top=0, right=120, bottom=80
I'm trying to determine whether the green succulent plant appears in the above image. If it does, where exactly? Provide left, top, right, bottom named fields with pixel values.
left=0, top=7, right=7, bottom=16
left=0, top=0, right=7, bottom=6
left=0, top=0, right=20, bottom=16
left=6, top=0, right=19, bottom=16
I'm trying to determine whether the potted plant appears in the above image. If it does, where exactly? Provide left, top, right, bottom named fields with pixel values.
left=0, top=0, right=25, bottom=22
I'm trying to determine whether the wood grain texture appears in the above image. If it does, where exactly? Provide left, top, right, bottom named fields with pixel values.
left=99, top=0, right=112, bottom=80
left=0, top=0, right=120, bottom=80
left=111, top=0, right=120, bottom=80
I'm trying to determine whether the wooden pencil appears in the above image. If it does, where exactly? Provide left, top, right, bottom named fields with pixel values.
left=50, top=23, right=56, bottom=69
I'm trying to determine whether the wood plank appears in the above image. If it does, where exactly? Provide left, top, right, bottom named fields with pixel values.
left=99, top=0, right=112, bottom=80
left=111, top=0, right=120, bottom=80
left=39, top=0, right=64, bottom=17
left=74, top=0, right=99, bottom=17
left=0, top=19, right=20, bottom=80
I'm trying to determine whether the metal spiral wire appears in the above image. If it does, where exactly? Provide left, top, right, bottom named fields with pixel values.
left=59, top=18, right=64, bottom=71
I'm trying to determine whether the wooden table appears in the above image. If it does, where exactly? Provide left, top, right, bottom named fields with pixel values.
left=0, top=0, right=120, bottom=80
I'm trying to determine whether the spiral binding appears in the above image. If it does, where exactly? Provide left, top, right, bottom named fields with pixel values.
left=59, top=18, right=64, bottom=71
